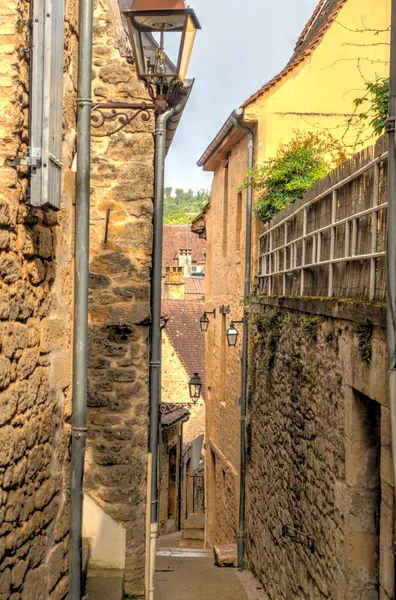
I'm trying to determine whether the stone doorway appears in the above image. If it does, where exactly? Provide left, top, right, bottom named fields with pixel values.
left=348, top=389, right=381, bottom=598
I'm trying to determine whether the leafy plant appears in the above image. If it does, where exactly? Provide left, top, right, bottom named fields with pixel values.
left=356, top=320, right=374, bottom=364
left=353, top=77, right=389, bottom=136
left=241, top=131, right=347, bottom=223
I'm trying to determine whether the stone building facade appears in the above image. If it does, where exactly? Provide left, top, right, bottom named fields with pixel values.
left=82, top=0, right=155, bottom=595
left=0, top=0, right=78, bottom=596
left=246, top=297, right=393, bottom=600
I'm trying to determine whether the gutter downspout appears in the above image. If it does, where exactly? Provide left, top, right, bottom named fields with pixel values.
left=69, top=0, right=93, bottom=596
left=387, top=0, right=396, bottom=578
left=147, top=86, right=192, bottom=600
left=232, top=108, right=255, bottom=570
left=178, top=421, right=184, bottom=531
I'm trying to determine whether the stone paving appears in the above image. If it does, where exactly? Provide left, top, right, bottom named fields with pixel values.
left=155, top=535, right=268, bottom=600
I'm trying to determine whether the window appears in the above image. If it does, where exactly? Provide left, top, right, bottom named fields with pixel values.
left=28, top=0, right=65, bottom=209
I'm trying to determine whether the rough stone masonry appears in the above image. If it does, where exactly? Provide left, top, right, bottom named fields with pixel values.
left=0, top=0, right=78, bottom=597
left=246, top=297, right=393, bottom=600
left=84, top=0, right=155, bottom=596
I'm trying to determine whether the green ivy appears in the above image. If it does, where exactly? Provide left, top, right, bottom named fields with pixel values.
left=241, top=131, right=347, bottom=223
left=353, top=77, right=389, bottom=136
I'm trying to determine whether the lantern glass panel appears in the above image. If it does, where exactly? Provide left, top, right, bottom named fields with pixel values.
left=227, top=326, right=239, bottom=347
left=200, top=315, right=209, bottom=332
left=178, top=15, right=197, bottom=81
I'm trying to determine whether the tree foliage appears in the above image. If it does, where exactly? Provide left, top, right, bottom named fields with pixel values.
left=243, top=131, right=347, bottom=223
left=164, top=188, right=209, bottom=224
left=353, top=77, right=389, bottom=136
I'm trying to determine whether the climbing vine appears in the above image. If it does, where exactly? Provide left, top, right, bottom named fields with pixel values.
left=353, top=77, right=389, bottom=136
left=241, top=131, right=347, bottom=223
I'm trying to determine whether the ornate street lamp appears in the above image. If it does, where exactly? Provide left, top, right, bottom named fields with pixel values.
left=200, top=309, right=216, bottom=332
left=188, top=372, right=203, bottom=403
left=123, top=0, right=201, bottom=103
left=227, top=320, right=244, bottom=348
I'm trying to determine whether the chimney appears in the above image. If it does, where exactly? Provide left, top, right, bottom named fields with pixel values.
left=164, top=266, right=185, bottom=300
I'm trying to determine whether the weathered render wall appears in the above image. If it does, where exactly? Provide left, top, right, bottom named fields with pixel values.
left=84, top=0, right=154, bottom=596
left=0, top=0, right=77, bottom=597
left=246, top=298, right=393, bottom=600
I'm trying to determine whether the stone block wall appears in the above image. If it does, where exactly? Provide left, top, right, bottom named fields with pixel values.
left=245, top=297, right=393, bottom=600
left=84, top=0, right=154, bottom=596
left=0, top=0, right=77, bottom=597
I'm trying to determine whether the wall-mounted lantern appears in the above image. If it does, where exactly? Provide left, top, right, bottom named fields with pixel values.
left=227, top=320, right=244, bottom=347
left=123, top=0, right=201, bottom=102
left=200, top=309, right=216, bottom=332
left=188, top=372, right=203, bottom=403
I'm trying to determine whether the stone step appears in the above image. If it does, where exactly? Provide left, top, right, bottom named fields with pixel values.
left=183, top=513, right=205, bottom=530
left=179, top=538, right=205, bottom=549
left=213, top=544, right=238, bottom=568
left=182, top=528, right=205, bottom=541
left=84, top=569, right=124, bottom=600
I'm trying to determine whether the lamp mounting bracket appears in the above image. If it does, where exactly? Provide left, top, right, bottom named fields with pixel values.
left=91, top=101, right=155, bottom=137
left=219, top=305, right=230, bottom=315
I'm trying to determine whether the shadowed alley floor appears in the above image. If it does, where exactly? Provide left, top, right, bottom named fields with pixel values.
left=155, top=534, right=268, bottom=600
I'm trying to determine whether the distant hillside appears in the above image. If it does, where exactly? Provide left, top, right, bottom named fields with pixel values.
left=164, top=188, right=209, bottom=225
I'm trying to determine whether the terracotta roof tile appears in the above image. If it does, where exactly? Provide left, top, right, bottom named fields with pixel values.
left=162, top=225, right=206, bottom=271
left=185, top=277, right=205, bottom=297
left=162, top=299, right=205, bottom=385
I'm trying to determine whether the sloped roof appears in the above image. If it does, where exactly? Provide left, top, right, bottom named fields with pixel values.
left=242, top=0, right=347, bottom=108
left=161, top=404, right=190, bottom=429
left=162, top=225, right=206, bottom=271
left=185, top=277, right=205, bottom=297
left=162, top=299, right=205, bottom=383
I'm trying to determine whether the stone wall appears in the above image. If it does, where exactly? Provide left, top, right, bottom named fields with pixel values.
left=84, top=0, right=154, bottom=596
left=245, top=297, right=393, bottom=600
left=0, top=0, right=77, bottom=597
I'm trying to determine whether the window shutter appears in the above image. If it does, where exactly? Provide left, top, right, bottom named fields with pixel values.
left=29, top=0, right=65, bottom=210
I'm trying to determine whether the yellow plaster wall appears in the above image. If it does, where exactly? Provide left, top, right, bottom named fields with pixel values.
left=245, top=0, right=391, bottom=162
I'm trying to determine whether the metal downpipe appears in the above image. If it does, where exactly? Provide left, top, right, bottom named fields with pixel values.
left=233, top=109, right=255, bottom=570
left=147, top=91, right=190, bottom=600
left=387, top=0, right=396, bottom=575
left=69, top=0, right=93, bottom=596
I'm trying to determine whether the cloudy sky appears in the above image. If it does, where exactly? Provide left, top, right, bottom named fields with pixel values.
left=165, top=0, right=319, bottom=193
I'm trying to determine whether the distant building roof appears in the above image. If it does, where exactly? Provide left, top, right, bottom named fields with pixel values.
left=162, top=299, right=205, bottom=386
left=163, top=225, right=206, bottom=271
left=185, top=277, right=205, bottom=297
left=161, top=403, right=190, bottom=429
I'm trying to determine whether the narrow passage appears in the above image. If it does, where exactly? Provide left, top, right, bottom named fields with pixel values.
left=155, top=534, right=267, bottom=600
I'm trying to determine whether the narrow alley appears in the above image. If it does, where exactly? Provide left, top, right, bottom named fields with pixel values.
left=155, top=534, right=267, bottom=600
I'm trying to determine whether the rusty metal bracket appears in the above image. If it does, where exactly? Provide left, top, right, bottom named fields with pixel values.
left=91, top=101, right=155, bottom=137
left=282, top=524, right=316, bottom=553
